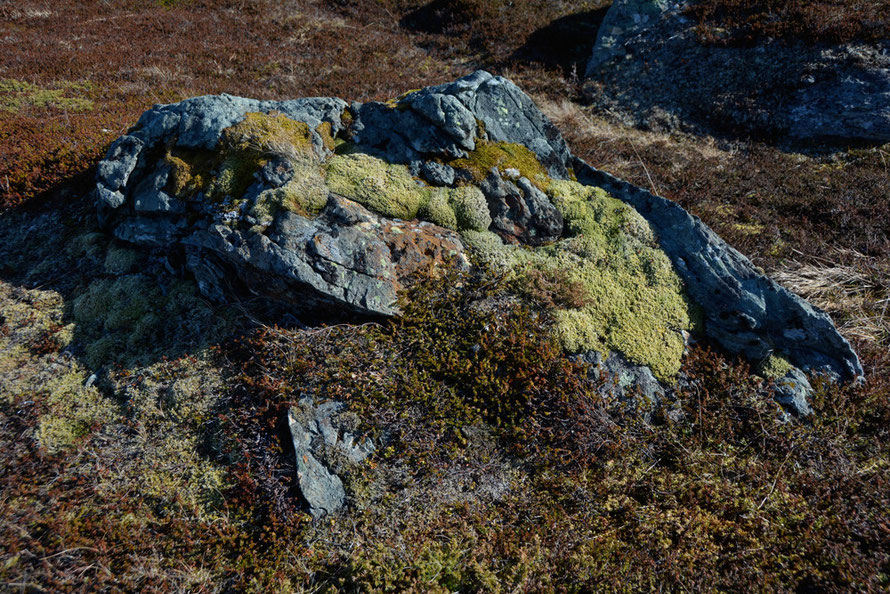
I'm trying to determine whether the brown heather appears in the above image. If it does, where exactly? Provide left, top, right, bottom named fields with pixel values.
left=686, top=0, right=890, bottom=46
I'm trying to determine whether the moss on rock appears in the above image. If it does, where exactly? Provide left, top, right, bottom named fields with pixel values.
left=457, top=178, right=692, bottom=381
left=448, top=185, right=491, bottom=232
left=419, top=187, right=458, bottom=230
left=759, top=353, right=794, bottom=379
left=325, top=153, right=428, bottom=220
left=222, top=111, right=315, bottom=160
left=249, top=162, right=329, bottom=222
left=164, top=149, right=216, bottom=199
left=448, top=141, right=550, bottom=190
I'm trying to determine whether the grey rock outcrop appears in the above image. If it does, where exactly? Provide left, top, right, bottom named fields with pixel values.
left=95, top=70, right=862, bottom=417
left=480, top=170, right=563, bottom=245
left=575, top=350, right=665, bottom=405
left=584, top=0, right=890, bottom=143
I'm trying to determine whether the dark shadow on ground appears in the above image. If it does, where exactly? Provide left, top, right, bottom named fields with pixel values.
left=0, top=184, right=342, bottom=377
left=399, top=1, right=610, bottom=77
left=510, top=7, right=611, bottom=76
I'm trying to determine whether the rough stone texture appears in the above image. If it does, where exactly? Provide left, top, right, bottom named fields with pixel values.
left=351, top=71, right=573, bottom=179
left=480, top=170, right=563, bottom=245
left=419, top=161, right=456, bottom=187
left=774, top=368, right=814, bottom=417
left=178, top=196, right=465, bottom=317
left=95, top=70, right=862, bottom=407
left=575, top=350, right=665, bottom=404
left=583, top=0, right=890, bottom=143
left=287, top=400, right=375, bottom=518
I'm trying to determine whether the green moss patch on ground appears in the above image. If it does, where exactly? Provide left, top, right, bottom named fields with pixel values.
left=70, top=274, right=229, bottom=369
left=0, top=78, right=94, bottom=113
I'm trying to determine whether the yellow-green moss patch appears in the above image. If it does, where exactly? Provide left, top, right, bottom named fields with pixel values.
left=37, top=370, right=118, bottom=454
left=222, top=111, right=315, bottom=159
left=448, top=185, right=491, bottom=232
left=759, top=353, right=794, bottom=379
left=461, top=179, right=691, bottom=381
left=419, top=188, right=458, bottom=230
left=325, top=153, right=429, bottom=220
left=70, top=275, right=227, bottom=369
left=0, top=78, right=94, bottom=112
left=448, top=141, right=549, bottom=189
left=248, top=162, right=329, bottom=222
left=164, top=149, right=216, bottom=199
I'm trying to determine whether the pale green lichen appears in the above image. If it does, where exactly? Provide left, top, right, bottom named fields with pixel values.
left=325, top=153, right=428, bottom=220
left=448, top=185, right=491, bottom=232
left=124, top=357, right=228, bottom=519
left=65, top=231, right=107, bottom=260
left=759, top=354, right=794, bottom=379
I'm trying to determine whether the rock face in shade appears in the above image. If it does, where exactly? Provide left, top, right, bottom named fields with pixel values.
left=95, top=70, right=862, bottom=418
left=583, top=0, right=890, bottom=144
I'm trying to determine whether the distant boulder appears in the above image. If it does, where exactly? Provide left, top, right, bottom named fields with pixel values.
left=583, top=0, right=890, bottom=144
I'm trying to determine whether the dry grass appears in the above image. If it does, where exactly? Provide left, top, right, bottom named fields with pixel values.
left=773, top=249, right=890, bottom=347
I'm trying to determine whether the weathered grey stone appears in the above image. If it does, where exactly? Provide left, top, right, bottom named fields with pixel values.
left=132, top=166, right=184, bottom=214
left=572, top=159, right=863, bottom=382
left=177, top=196, right=465, bottom=316
left=480, top=170, right=563, bottom=244
left=287, top=398, right=375, bottom=518
left=96, top=135, right=144, bottom=193
left=288, top=408, right=345, bottom=519
left=420, top=161, right=456, bottom=186
left=403, top=91, right=478, bottom=150
left=260, top=158, right=295, bottom=188
left=577, top=350, right=665, bottom=404
left=583, top=0, right=890, bottom=143
left=773, top=368, right=814, bottom=417
left=113, top=217, right=185, bottom=247
left=97, top=186, right=126, bottom=209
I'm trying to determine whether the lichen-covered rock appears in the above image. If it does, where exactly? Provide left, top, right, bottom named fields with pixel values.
left=95, top=70, right=862, bottom=414
left=583, top=0, right=890, bottom=143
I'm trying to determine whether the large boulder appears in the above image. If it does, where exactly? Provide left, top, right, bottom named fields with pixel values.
left=95, top=70, right=862, bottom=408
left=583, top=0, right=890, bottom=143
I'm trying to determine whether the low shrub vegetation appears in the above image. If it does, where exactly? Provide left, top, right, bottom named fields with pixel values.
left=686, top=0, right=890, bottom=46
left=2, top=0, right=889, bottom=590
